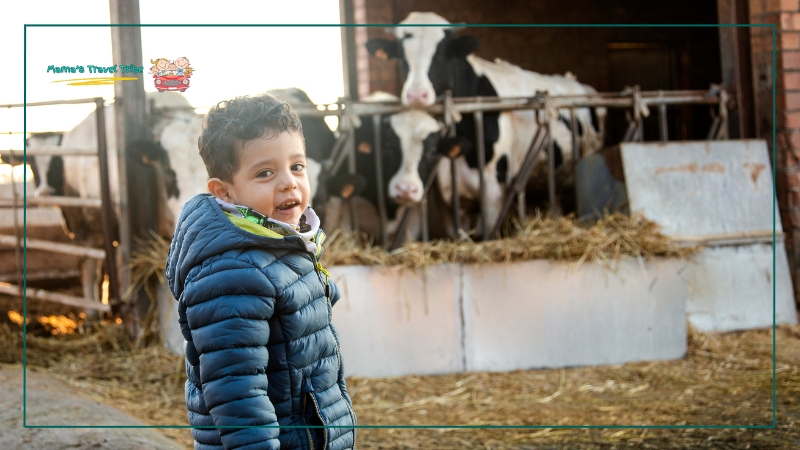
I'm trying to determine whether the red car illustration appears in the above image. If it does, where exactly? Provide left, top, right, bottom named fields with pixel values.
left=154, top=74, right=190, bottom=92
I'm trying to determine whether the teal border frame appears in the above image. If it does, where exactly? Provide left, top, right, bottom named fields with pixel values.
left=22, top=22, right=778, bottom=431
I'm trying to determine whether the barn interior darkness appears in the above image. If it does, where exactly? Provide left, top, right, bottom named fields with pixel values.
left=353, top=0, right=725, bottom=145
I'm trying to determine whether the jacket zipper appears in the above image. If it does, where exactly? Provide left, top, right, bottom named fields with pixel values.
left=309, top=232, right=357, bottom=448
left=302, top=393, right=314, bottom=450
left=307, top=391, right=328, bottom=449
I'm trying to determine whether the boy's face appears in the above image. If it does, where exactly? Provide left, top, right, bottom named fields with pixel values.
left=208, top=130, right=311, bottom=225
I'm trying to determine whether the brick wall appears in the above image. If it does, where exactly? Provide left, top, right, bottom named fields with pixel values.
left=757, top=0, right=800, bottom=306
left=352, top=0, right=399, bottom=99
left=351, top=1, right=719, bottom=111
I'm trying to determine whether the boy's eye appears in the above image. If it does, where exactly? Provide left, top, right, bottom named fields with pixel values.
left=256, top=169, right=273, bottom=178
left=292, top=163, right=306, bottom=172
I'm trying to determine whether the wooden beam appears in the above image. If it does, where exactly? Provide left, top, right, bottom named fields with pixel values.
left=0, top=234, right=106, bottom=260
left=109, top=0, right=150, bottom=309
left=0, top=282, right=110, bottom=312
left=340, top=0, right=359, bottom=100
left=717, top=0, right=756, bottom=139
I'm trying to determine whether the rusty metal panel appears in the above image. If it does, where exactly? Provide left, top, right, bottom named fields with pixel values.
left=620, top=139, right=778, bottom=238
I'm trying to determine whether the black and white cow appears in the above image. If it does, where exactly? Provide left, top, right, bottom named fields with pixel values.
left=322, top=92, right=450, bottom=244
left=367, top=11, right=606, bottom=231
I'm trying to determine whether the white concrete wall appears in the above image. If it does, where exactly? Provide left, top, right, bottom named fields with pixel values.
left=685, top=244, right=798, bottom=332
left=460, top=258, right=687, bottom=372
left=158, top=258, right=689, bottom=378
left=328, top=264, right=464, bottom=378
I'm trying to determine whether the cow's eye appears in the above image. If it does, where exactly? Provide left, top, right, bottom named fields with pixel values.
left=403, top=32, right=413, bottom=40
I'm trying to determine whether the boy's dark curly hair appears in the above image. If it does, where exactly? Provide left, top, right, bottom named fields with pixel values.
left=199, top=93, right=304, bottom=182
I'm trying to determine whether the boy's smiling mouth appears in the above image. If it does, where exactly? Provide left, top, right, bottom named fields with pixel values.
left=275, top=199, right=300, bottom=212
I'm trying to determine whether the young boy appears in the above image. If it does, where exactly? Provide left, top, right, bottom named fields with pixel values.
left=166, top=93, right=356, bottom=450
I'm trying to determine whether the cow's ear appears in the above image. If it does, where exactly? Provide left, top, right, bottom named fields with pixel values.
left=366, top=38, right=401, bottom=60
left=450, top=35, right=480, bottom=58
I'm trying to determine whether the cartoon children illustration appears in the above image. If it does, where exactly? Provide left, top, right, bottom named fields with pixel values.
left=151, top=58, right=170, bottom=76
left=175, top=56, right=192, bottom=77
left=167, top=61, right=178, bottom=75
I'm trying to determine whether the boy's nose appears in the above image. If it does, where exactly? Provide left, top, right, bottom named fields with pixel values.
left=278, top=172, right=298, bottom=190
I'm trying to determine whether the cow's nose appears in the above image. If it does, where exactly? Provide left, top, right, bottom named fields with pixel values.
left=406, top=90, right=429, bottom=106
left=393, top=184, right=420, bottom=203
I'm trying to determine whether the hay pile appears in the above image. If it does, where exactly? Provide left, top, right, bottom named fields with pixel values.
left=127, top=213, right=699, bottom=286
left=323, top=212, right=698, bottom=269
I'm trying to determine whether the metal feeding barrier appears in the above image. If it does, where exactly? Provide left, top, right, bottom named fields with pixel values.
left=0, top=97, right=117, bottom=312
left=290, top=84, right=730, bottom=248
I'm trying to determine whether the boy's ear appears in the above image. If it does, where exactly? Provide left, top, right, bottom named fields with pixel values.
left=207, top=178, right=232, bottom=202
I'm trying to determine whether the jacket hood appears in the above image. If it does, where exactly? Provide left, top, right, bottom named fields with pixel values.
left=165, top=193, right=311, bottom=301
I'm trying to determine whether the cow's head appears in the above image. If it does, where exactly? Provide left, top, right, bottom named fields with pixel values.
left=366, top=12, right=480, bottom=107
left=385, top=110, right=442, bottom=205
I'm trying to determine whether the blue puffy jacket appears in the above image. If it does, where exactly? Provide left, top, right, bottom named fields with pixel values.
left=166, top=194, right=356, bottom=450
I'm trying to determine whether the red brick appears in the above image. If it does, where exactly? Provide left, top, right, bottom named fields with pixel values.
left=781, top=0, right=800, bottom=11
left=782, top=31, right=800, bottom=49
left=787, top=130, right=800, bottom=148
left=752, top=0, right=765, bottom=15
left=771, top=0, right=786, bottom=12
left=782, top=71, right=800, bottom=90
left=779, top=187, right=800, bottom=206
left=778, top=169, right=800, bottom=189
left=782, top=50, right=800, bottom=69
left=786, top=206, right=800, bottom=226
left=782, top=12, right=800, bottom=28
left=777, top=90, right=800, bottom=109
left=782, top=111, right=800, bottom=128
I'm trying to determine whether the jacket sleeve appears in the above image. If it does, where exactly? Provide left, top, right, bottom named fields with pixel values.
left=329, top=277, right=342, bottom=307
left=183, top=257, right=281, bottom=450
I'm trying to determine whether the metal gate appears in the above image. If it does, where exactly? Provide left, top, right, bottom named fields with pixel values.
left=0, top=97, right=118, bottom=313
left=290, top=84, right=731, bottom=248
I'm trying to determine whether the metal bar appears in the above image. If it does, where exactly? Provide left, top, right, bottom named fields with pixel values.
left=658, top=103, right=669, bottom=142
left=420, top=197, right=429, bottom=242
left=707, top=117, right=722, bottom=140
left=2, top=97, right=103, bottom=108
left=289, top=91, right=722, bottom=121
left=491, top=124, right=548, bottom=238
left=372, top=114, right=389, bottom=248
left=570, top=106, right=579, bottom=161
left=346, top=114, right=358, bottom=235
left=0, top=282, right=110, bottom=312
left=0, top=196, right=103, bottom=208
left=637, top=115, right=644, bottom=142
left=474, top=110, right=488, bottom=240
left=323, top=131, right=349, bottom=172
left=546, top=114, right=558, bottom=217
left=95, top=98, right=121, bottom=304
left=0, top=234, right=106, bottom=259
left=450, top=157, right=461, bottom=238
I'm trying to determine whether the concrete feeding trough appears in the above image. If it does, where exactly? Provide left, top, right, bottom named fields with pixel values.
left=618, top=139, right=798, bottom=332
left=159, top=256, right=688, bottom=378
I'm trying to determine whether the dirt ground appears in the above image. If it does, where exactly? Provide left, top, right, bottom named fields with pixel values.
left=1, top=293, right=799, bottom=449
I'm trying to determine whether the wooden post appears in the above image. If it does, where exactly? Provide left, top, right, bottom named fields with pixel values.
left=339, top=0, right=359, bottom=101
left=717, top=0, right=755, bottom=139
left=109, top=0, right=153, bottom=340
